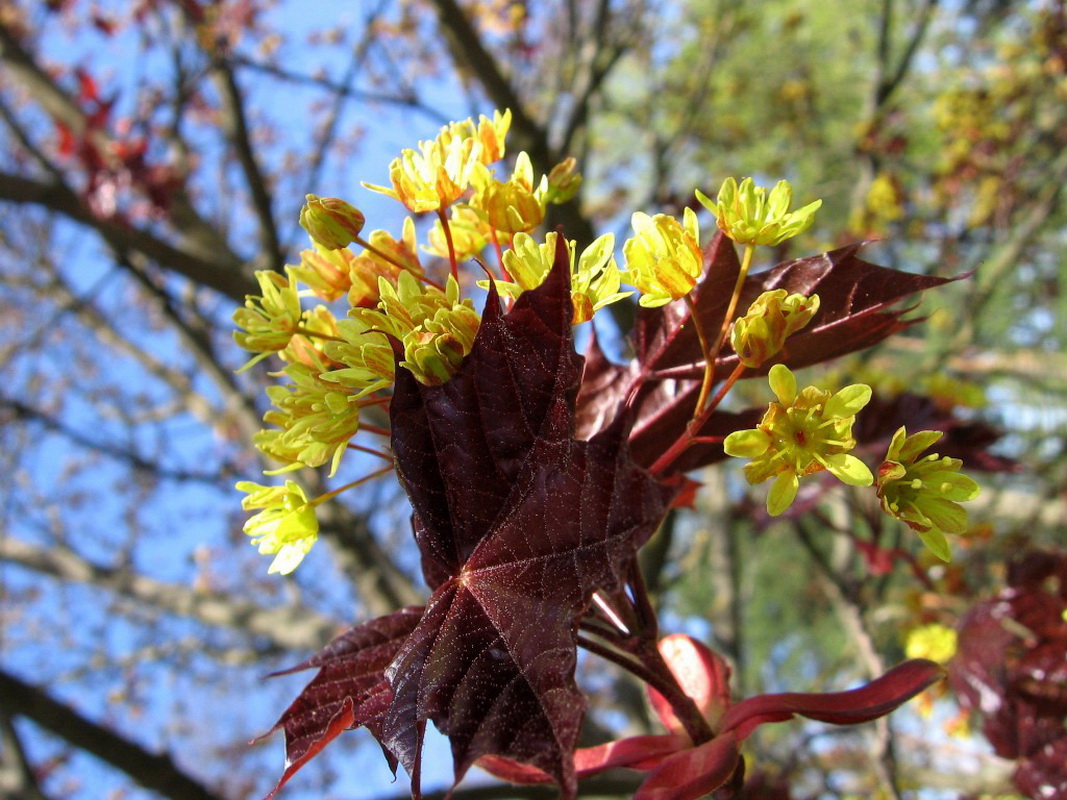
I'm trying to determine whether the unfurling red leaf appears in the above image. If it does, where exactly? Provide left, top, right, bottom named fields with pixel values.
left=718, top=658, right=945, bottom=741
left=385, top=235, right=671, bottom=798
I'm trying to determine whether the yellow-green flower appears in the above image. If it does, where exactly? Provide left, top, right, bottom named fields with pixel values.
left=485, top=232, right=631, bottom=323
left=697, top=177, right=821, bottom=246
left=289, top=245, right=354, bottom=304
left=255, top=350, right=364, bottom=476
left=236, top=480, right=319, bottom=574
left=538, top=157, right=582, bottom=206
left=731, top=290, right=821, bottom=368
left=622, top=208, right=703, bottom=307
left=233, top=268, right=305, bottom=370
left=353, top=273, right=482, bottom=386
left=876, top=426, right=981, bottom=561
left=299, top=194, right=365, bottom=250
left=724, top=364, right=873, bottom=515
left=364, top=133, right=480, bottom=213
left=440, top=108, right=511, bottom=165
left=471, top=154, right=544, bottom=235
left=427, top=205, right=490, bottom=261
left=346, top=218, right=423, bottom=308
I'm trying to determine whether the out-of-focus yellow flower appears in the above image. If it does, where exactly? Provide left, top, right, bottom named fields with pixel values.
left=876, top=426, right=981, bottom=562
left=299, top=194, right=365, bottom=250
left=233, top=268, right=304, bottom=370
left=730, top=290, right=821, bottom=368
left=697, top=177, right=821, bottom=246
left=905, top=623, right=958, bottom=664
left=485, top=232, right=631, bottom=324
left=724, top=364, right=873, bottom=515
left=236, top=480, right=319, bottom=574
left=622, top=208, right=703, bottom=307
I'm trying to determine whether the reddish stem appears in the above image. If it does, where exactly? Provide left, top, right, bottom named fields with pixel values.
left=435, top=208, right=459, bottom=280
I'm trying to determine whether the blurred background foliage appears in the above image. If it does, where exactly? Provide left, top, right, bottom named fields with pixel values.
left=0, top=0, right=1064, bottom=798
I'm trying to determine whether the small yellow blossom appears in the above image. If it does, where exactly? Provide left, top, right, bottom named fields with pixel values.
left=255, top=350, right=364, bottom=476
left=471, top=154, right=544, bottom=234
left=731, top=290, right=821, bottom=368
left=354, top=273, right=482, bottom=386
left=289, top=245, right=353, bottom=303
left=427, top=205, right=491, bottom=261
left=538, top=157, right=582, bottom=206
left=299, top=195, right=365, bottom=250
left=364, top=134, right=480, bottom=213
left=440, top=108, right=511, bottom=165
left=697, top=177, right=821, bottom=246
left=724, top=364, right=873, bottom=515
left=876, top=426, right=981, bottom=562
left=485, top=232, right=631, bottom=323
left=622, top=208, right=703, bottom=307
left=278, top=304, right=339, bottom=365
left=233, top=268, right=304, bottom=370
left=236, top=480, right=319, bottom=574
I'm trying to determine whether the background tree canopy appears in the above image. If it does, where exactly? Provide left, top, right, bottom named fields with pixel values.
left=1, top=0, right=1064, bottom=798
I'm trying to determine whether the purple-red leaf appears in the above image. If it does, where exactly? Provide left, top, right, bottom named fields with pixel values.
left=263, top=607, right=424, bottom=799
left=950, top=550, right=1067, bottom=796
left=386, top=236, right=670, bottom=798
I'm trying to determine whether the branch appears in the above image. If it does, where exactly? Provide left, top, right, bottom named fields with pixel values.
left=0, top=669, right=226, bottom=800
left=207, top=54, right=284, bottom=271
left=0, top=711, right=51, bottom=800
left=0, top=395, right=231, bottom=486
left=0, top=537, right=341, bottom=652
left=0, top=21, right=241, bottom=269
left=0, top=173, right=254, bottom=301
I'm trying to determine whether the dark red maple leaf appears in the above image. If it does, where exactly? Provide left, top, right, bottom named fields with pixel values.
left=383, top=235, right=671, bottom=798
left=263, top=607, right=424, bottom=799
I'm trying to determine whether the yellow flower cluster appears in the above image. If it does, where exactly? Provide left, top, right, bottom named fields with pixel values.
left=233, top=109, right=609, bottom=574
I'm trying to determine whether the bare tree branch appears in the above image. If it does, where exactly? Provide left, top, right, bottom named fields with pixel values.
left=0, top=711, right=51, bottom=800
left=0, top=669, right=226, bottom=800
left=0, top=173, right=254, bottom=301
left=0, top=537, right=341, bottom=652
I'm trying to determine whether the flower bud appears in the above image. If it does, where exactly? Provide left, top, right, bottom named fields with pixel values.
left=299, top=194, right=366, bottom=250
left=730, top=290, right=820, bottom=367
